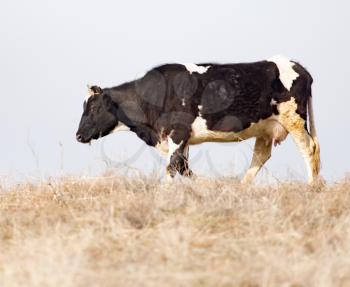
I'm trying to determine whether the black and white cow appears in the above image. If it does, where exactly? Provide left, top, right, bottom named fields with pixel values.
left=76, top=56, right=320, bottom=183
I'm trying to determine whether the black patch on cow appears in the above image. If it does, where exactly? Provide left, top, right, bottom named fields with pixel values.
left=272, top=104, right=279, bottom=115
left=289, top=62, right=313, bottom=122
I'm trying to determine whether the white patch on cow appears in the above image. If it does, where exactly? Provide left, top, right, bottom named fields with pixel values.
left=191, top=116, right=208, bottom=137
left=183, top=63, right=210, bottom=74
left=189, top=115, right=288, bottom=145
left=167, top=136, right=183, bottom=164
left=155, top=139, right=169, bottom=156
left=111, top=122, right=130, bottom=133
left=182, top=98, right=186, bottom=106
left=270, top=99, right=277, bottom=106
left=155, top=128, right=169, bottom=155
left=268, top=55, right=299, bottom=91
left=197, top=105, right=203, bottom=116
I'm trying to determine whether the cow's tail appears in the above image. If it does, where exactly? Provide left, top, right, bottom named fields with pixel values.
left=307, top=91, right=321, bottom=176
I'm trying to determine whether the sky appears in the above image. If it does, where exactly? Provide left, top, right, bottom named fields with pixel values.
left=1, top=0, right=349, bottom=183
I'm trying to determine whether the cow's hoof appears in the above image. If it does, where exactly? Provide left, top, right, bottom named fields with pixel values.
left=240, top=177, right=253, bottom=186
left=183, top=169, right=194, bottom=178
left=309, top=176, right=326, bottom=192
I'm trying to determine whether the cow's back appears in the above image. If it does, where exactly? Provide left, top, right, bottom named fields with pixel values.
left=148, top=61, right=281, bottom=133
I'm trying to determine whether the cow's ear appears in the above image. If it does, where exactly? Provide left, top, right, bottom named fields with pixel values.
left=88, top=85, right=103, bottom=95
left=93, top=86, right=103, bottom=94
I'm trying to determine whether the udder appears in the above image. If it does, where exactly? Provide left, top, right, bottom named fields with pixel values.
left=264, top=120, right=288, bottom=146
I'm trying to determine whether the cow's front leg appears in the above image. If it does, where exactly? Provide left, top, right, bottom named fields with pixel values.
left=182, top=145, right=193, bottom=176
left=166, top=131, right=193, bottom=179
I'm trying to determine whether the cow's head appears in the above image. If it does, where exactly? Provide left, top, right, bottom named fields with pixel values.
left=76, top=86, right=119, bottom=143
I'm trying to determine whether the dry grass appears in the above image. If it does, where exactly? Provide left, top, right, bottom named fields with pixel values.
left=1, top=174, right=350, bottom=287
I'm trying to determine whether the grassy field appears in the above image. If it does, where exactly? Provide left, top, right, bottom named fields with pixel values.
left=1, top=174, right=350, bottom=287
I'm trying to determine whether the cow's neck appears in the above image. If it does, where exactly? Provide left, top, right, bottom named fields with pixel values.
left=108, top=81, right=137, bottom=106
left=104, top=82, right=159, bottom=147
left=106, top=81, right=140, bottom=128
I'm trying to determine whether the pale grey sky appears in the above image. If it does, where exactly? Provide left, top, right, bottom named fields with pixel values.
left=1, top=0, right=349, bottom=182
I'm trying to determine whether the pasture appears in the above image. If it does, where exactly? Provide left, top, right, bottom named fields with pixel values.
left=1, top=175, right=350, bottom=287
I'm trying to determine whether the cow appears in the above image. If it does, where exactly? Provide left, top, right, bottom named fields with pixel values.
left=76, top=56, right=320, bottom=184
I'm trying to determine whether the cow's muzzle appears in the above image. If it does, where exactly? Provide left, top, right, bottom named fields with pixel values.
left=76, top=133, right=90, bottom=143
left=76, top=133, right=83, bottom=142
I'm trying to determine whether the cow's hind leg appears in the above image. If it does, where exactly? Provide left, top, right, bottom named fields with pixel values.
left=241, top=137, right=272, bottom=184
left=278, top=99, right=320, bottom=183
left=166, top=131, right=193, bottom=179
left=285, top=126, right=319, bottom=183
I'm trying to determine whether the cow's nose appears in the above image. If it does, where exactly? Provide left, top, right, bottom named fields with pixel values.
left=76, top=134, right=83, bottom=142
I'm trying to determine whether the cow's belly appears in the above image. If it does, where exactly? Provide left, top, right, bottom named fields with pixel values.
left=188, top=128, right=244, bottom=144
left=188, top=116, right=288, bottom=145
